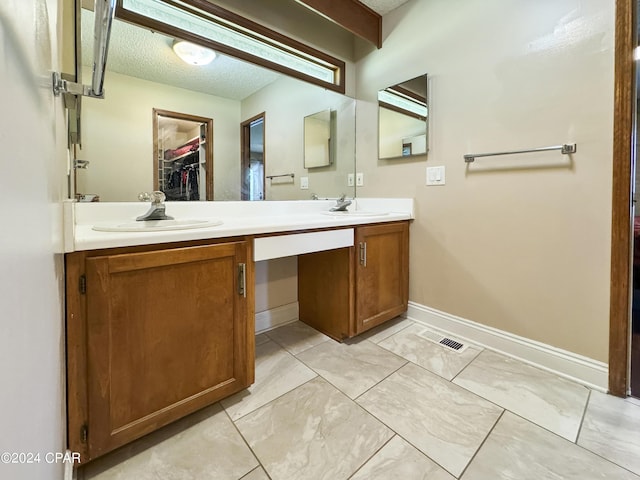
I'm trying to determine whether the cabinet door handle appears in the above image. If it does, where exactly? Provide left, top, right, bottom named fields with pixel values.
left=359, top=242, right=367, bottom=267
left=238, top=263, right=246, bottom=297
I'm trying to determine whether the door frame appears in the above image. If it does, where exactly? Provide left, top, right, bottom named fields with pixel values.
left=152, top=108, right=214, bottom=200
left=240, top=112, right=266, bottom=201
left=610, top=0, right=636, bottom=396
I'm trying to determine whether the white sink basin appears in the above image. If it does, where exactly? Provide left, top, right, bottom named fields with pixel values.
left=92, top=219, right=223, bottom=232
left=320, top=210, right=389, bottom=218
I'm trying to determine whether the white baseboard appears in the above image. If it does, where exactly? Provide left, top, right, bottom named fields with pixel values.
left=255, top=302, right=299, bottom=334
left=405, top=302, right=609, bottom=392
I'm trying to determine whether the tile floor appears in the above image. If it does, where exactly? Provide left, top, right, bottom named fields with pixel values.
left=79, top=318, right=640, bottom=480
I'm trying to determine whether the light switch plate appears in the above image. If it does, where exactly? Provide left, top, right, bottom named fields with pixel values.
left=347, top=173, right=355, bottom=187
left=356, top=172, right=364, bottom=187
left=300, top=176, right=309, bottom=189
left=426, top=166, right=445, bottom=186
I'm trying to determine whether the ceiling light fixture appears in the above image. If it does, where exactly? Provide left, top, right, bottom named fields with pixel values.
left=172, top=40, right=216, bottom=66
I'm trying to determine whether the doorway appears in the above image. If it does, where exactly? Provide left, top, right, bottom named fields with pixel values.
left=241, top=113, right=266, bottom=201
left=153, top=109, right=214, bottom=201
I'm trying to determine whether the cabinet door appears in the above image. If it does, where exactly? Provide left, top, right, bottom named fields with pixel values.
left=85, top=242, right=251, bottom=458
left=355, top=222, right=409, bottom=333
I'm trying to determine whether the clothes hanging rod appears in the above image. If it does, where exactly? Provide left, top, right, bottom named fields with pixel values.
left=266, top=173, right=295, bottom=179
left=463, top=143, right=577, bottom=163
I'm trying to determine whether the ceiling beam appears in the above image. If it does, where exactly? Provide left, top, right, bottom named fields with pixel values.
left=295, top=0, right=382, bottom=48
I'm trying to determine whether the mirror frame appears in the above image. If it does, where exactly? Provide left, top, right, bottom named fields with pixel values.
left=114, top=0, right=346, bottom=94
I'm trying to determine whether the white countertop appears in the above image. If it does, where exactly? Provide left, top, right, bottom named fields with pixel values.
left=65, top=198, right=414, bottom=252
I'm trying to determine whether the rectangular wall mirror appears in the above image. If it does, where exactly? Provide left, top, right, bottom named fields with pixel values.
left=304, top=109, right=334, bottom=168
left=75, top=4, right=356, bottom=202
left=378, top=74, right=428, bottom=159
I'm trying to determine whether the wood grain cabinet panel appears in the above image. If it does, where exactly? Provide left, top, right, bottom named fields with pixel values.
left=66, top=240, right=254, bottom=462
left=355, top=222, right=409, bottom=333
left=298, top=221, right=409, bottom=340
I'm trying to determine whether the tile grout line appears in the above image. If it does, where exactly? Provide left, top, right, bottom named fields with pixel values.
left=226, top=371, right=319, bottom=423
left=223, top=407, right=272, bottom=480
left=352, top=359, right=409, bottom=401
left=457, top=409, right=506, bottom=479
left=574, top=388, right=592, bottom=444
left=363, top=319, right=415, bottom=345
left=349, top=393, right=459, bottom=478
left=449, top=347, right=485, bottom=384
left=291, top=339, right=409, bottom=401
left=345, top=434, right=397, bottom=480
left=239, top=465, right=269, bottom=480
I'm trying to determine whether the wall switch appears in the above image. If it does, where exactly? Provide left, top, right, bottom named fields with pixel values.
left=426, top=166, right=445, bottom=185
left=356, top=172, right=364, bottom=186
left=347, top=173, right=355, bottom=187
left=300, top=176, right=309, bottom=189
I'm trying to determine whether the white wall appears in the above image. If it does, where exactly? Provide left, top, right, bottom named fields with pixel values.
left=78, top=69, right=241, bottom=201
left=0, top=0, right=67, bottom=478
left=355, top=0, right=614, bottom=362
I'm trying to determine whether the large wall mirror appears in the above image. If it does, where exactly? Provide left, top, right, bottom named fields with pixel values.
left=378, top=74, right=428, bottom=159
left=75, top=5, right=356, bottom=202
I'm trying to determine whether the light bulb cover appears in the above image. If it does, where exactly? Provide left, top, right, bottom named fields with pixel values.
left=172, top=40, right=216, bottom=65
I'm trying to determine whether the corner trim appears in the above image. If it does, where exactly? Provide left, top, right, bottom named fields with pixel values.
left=406, top=302, right=608, bottom=392
left=255, top=302, right=299, bottom=333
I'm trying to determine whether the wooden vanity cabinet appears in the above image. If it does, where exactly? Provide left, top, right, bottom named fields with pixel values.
left=66, top=238, right=254, bottom=462
left=298, top=221, right=409, bottom=340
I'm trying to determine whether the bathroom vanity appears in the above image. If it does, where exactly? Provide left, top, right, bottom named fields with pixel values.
left=64, top=199, right=413, bottom=462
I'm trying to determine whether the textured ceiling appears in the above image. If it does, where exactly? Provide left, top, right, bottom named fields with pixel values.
left=81, top=9, right=280, bottom=101
left=81, top=1, right=411, bottom=100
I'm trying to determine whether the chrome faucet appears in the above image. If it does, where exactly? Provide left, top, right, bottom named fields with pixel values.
left=136, top=191, right=174, bottom=221
left=330, top=194, right=352, bottom=212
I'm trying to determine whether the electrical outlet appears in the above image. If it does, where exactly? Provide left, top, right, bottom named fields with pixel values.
left=300, top=176, right=309, bottom=189
left=347, top=173, right=355, bottom=187
left=356, top=172, right=364, bottom=187
left=426, top=166, right=445, bottom=186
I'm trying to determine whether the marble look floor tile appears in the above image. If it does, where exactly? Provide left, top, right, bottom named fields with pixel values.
left=235, top=377, right=393, bottom=480
left=452, top=350, right=589, bottom=441
left=350, top=435, right=456, bottom=480
left=255, top=333, right=270, bottom=346
left=241, top=467, right=271, bottom=480
left=82, top=404, right=257, bottom=480
left=357, top=317, right=413, bottom=344
left=378, top=324, right=482, bottom=380
left=462, top=412, right=639, bottom=480
left=296, top=338, right=407, bottom=398
left=266, top=321, right=330, bottom=355
left=626, top=395, right=640, bottom=407
left=221, top=340, right=316, bottom=421
left=357, top=363, right=502, bottom=477
left=577, top=390, right=640, bottom=475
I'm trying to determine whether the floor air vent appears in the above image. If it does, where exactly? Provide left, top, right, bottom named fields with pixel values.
left=417, top=328, right=468, bottom=353
left=439, top=338, right=464, bottom=351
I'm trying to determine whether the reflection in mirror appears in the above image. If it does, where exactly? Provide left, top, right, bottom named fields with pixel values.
left=76, top=7, right=355, bottom=202
left=153, top=109, right=213, bottom=201
left=378, top=74, right=428, bottom=159
left=304, top=109, right=334, bottom=169
left=241, top=113, right=265, bottom=200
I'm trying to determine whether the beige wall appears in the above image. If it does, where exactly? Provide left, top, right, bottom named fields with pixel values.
left=78, top=68, right=241, bottom=201
left=355, top=0, right=614, bottom=362
left=242, top=76, right=356, bottom=200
